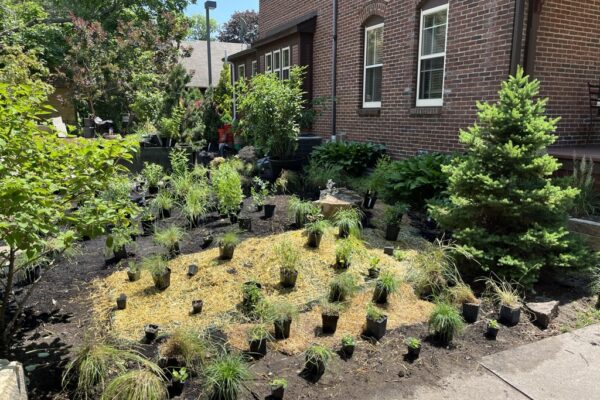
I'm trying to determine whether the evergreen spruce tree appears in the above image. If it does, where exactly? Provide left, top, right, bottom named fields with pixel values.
left=430, top=67, right=585, bottom=286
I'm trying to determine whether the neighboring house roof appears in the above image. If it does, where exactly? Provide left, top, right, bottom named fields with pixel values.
left=180, top=41, right=248, bottom=88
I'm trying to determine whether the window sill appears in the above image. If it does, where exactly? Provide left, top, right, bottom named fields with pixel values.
left=357, top=108, right=381, bottom=117
left=410, top=107, right=442, bottom=115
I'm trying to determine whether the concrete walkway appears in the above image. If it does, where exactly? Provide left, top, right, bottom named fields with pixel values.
left=405, top=324, right=600, bottom=400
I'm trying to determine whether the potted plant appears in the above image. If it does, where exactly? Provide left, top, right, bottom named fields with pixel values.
left=333, top=208, right=363, bottom=238
left=203, top=352, right=251, bottom=400
left=169, top=367, right=188, bottom=397
left=270, top=378, right=287, bottom=400
left=212, top=160, right=244, bottom=222
left=335, top=238, right=357, bottom=269
left=153, top=225, right=185, bottom=260
left=304, top=344, right=333, bottom=376
left=487, top=278, right=521, bottom=326
left=428, top=302, right=465, bottom=346
left=152, top=191, right=174, bottom=219
left=372, top=270, right=401, bottom=304
left=486, top=319, right=500, bottom=339
left=405, top=337, right=422, bottom=358
left=144, top=323, right=159, bottom=341
left=187, top=263, right=198, bottom=277
left=218, top=231, right=240, bottom=260
left=126, top=262, right=141, bottom=282
left=181, top=186, right=209, bottom=229
left=365, top=303, right=388, bottom=340
left=383, top=203, right=408, bottom=241
left=368, top=256, right=381, bottom=279
left=263, top=199, right=276, bottom=219
left=272, top=301, right=297, bottom=339
left=248, top=324, right=269, bottom=358
left=321, top=301, right=342, bottom=334
left=116, top=293, right=127, bottom=310
left=191, top=299, right=203, bottom=315
left=288, top=196, right=320, bottom=227
left=142, top=162, right=164, bottom=195
left=238, top=215, right=252, bottom=231
left=251, top=177, right=270, bottom=212
left=242, top=281, right=263, bottom=316
left=329, top=272, right=358, bottom=302
left=341, top=335, right=355, bottom=358
left=143, top=255, right=171, bottom=290
left=450, top=283, right=480, bottom=323
left=140, top=208, right=157, bottom=236
left=276, top=241, right=300, bottom=288
left=105, top=227, right=134, bottom=262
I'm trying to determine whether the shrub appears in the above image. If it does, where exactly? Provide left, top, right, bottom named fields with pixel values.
left=212, top=160, right=244, bottom=215
left=429, top=68, right=586, bottom=286
left=335, top=237, right=361, bottom=267
left=181, top=186, right=210, bottom=223
left=428, top=302, right=465, bottom=344
left=143, top=163, right=165, bottom=188
left=309, top=141, right=386, bottom=176
left=101, top=369, right=167, bottom=400
left=288, top=196, right=320, bottom=226
left=169, top=148, right=189, bottom=177
left=203, top=352, right=251, bottom=400
left=250, top=177, right=270, bottom=209
left=329, top=272, right=358, bottom=302
left=237, top=66, right=305, bottom=159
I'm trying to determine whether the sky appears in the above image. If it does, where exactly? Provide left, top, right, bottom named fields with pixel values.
left=185, top=0, right=259, bottom=25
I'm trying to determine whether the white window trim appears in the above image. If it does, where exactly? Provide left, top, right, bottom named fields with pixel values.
left=251, top=60, right=258, bottom=76
left=265, top=52, right=273, bottom=73
left=416, top=4, right=449, bottom=107
left=237, top=64, right=245, bottom=81
left=281, top=47, right=291, bottom=79
left=273, top=49, right=281, bottom=78
left=363, top=22, right=384, bottom=109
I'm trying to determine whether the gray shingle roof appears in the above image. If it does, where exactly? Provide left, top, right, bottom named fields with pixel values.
left=180, top=41, right=249, bottom=88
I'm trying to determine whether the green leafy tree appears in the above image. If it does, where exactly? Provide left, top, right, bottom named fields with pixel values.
left=186, top=14, right=218, bottom=40
left=430, top=67, right=586, bottom=286
left=0, top=56, right=139, bottom=346
left=217, top=10, right=258, bottom=44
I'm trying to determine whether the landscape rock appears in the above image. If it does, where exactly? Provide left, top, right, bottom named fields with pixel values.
left=316, top=188, right=362, bottom=218
left=0, top=359, right=28, bottom=399
left=525, top=299, right=559, bottom=329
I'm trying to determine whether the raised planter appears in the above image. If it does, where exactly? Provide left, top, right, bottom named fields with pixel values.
left=567, top=217, right=600, bottom=250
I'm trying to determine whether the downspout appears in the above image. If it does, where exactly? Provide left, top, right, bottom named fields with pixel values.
left=331, top=0, right=338, bottom=141
left=224, top=51, right=237, bottom=122
left=510, top=0, right=526, bottom=76
left=524, top=0, right=543, bottom=77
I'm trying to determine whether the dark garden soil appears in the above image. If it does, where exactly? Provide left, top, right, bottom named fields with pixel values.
left=2, top=195, right=596, bottom=400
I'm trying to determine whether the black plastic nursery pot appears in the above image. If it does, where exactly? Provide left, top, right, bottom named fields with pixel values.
left=499, top=304, right=521, bottom=326
left=385, top=224, right=401, bottom=241
left=249, top=338, right=267, bottom=358
left=160, top=208, right=171, bottom=219
left=148, top=185, right=159, bottom=195
left=127, top=269, right=141, bottom=282
left=280, top=269, right=298, bottom=288
left=168, top=243, right=180, bottom=260
left=116, top=294, right=127, bottom=310
left=305, top=356, right=326, bottom=376
left=365, top=315, right=388, bottom=340
left=335, top=256, right=350, bottom=270
left=24, top=265, right=42, bottom=284
left=274, top=318, right=292, bottom=339
left=486, top=325, right=499, bottom=340
left=187, top=264, right=198, bottom=277
left=152, top=268, right=172, bottom=290
left=342, top=344, right=355, bottom=358
left=338, top=226, right=350, bottom=238
left=113, top=246, right=128, bottom=262
left=168, top=381, right=184, bottom=398
left=383, top=246, right=395, bottom=256
left=368, top=267, right=381, bottom=279
left=363, top=192, right=377, bottom=209
left=462, top=302, right=480, bottom=323
left=229, top=213, right=238, bottom=224
left=256, top=204, right=264, bottom=212
left=271, top=385, right=285, bottom=400
left=188, top=216, right=202, bottom=229
left=142, top=219, right=155, bottom=236
left=191, top=300, right=203, bottom=315
left=201, top=234, right=214, bottom=249
left=372, top=284, right=389, bottom=304
left=322, top=313, right=339, bottom=334
left=238, top=216, right=252, bottom=231
left=219, top=244, right=235, bottom=260
left=145, top=324, right=159, bottom=341
left=263, top=204, right=276, bottom=219
left=307, top=232, right=323, bottom=248
left=407, top=345, right=421, bottom=359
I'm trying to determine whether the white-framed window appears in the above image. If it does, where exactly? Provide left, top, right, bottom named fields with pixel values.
left=237, top=64, right=246, bottom=81
left=273, top=49, right=281, bottom=79
left=363, top=23, right=384, bottom=108
left=416, top=4, right=448, bottom=107
left=281, top=47, right=291, bottom=79
left=251, top=60, right=258, bottom=76
left=265, top=52, right=273, bottom=73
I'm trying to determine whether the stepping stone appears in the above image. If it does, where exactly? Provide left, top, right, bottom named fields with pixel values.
left=525, top=299, right=559, bottom=329
left=0, top=359, right=27, bottom=399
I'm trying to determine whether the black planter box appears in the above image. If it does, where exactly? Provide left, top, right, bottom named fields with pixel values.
left=263, top=204, right=276, bottom=219
left=144, top=324, right=159, bottom=341
left=322, top=313, right=339, bottom=334
left=280, top=269, right=298, bottom=288
left=499, top=304, right=521, bottom=326
left=365, top=316, right=387, bottom=340
left=274, top=318, right=292, bottom=339
left=307, top=232, right=322, bottom=248
left=219, top=245, right=235, bottom=260
left=116, top=294, right=127, bottom=310
left=152, top=268, right=171, bottom=290
left=486, top=326, right=499, bottom=340
left=462, top=302, right=480, bottom=323
left=238, top=217, right=252, bottom=231
left=372, top=284, right=389, bottom=304
left=249, top=338, right=267, bottom=358
left=385, top=224, right=401, bottom=241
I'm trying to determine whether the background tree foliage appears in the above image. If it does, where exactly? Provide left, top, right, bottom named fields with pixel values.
left=217, top=10, right=258, bottom=44
left=186, top=14, right=218, bottom=40
left=430, top=68, right=592, bottom=286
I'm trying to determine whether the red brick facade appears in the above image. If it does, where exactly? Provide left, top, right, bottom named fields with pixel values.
left=231, top=0, right=600, bottom=158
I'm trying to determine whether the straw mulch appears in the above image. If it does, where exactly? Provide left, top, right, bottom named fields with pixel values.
left=92, top=225, right=433, bottom=351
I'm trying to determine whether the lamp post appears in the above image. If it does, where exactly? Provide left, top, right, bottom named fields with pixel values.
left=205, top=1, right=217, bottom=86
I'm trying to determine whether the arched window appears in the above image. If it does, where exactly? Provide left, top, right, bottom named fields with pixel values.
left=363, top=16, right=384, bottom=108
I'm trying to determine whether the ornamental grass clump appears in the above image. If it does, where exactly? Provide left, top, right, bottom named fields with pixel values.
left=305, top=218, right=329, bottom=248
left=101, top=369, right=167, bottom=400
left=276, top=241, right=300, bottom=288
left=304, top=344, right=333, bottom=375
left=333, top=208, right=363, bottom=238
left=428, top=302, right=465, bottom=345
left=288, top=195, right=320, bottom=227
left=429, top=67, right=592, bottom=286
left=329, top=272, right=359, bottom=302
left=153, top=225, right=185, bottom=259
left=373, top=270, right=402, bottom=304
left=160, top=329, right=209, bottom=374
left=203, top=352, right=251, bottom=400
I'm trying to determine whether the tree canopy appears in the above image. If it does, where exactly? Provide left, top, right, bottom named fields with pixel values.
left=217, top=10, right=258, bottom=44
left=187, top=14, right=218, bottom=40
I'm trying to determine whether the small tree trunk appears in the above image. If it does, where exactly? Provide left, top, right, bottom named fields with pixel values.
left=0, top=248, right=16, bottom=349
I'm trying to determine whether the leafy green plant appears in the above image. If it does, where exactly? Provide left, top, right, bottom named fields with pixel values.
left=305, top=160, right=345, bottom=190
left=341, top=335, right=355, bottom=346
left=169, top=148, right=189, bottom=177
left=105, top=226, right=135, bottom=257
left=374, top=270, right=402, bottom=298
left=276, top=241, right=300, bottom=273
left=152, top=191, right=174, bottom=215
left=248, top=324, right=270, bottom=341
left=366, top=302, right=386, bottom=321
left=101, top=176, right=133, bottom=203
left=288, top=195, right=320, bottom=226
left=171, top=368, right=188, bottom=383
left=143, top=163, right=165, bottom=189
left=369, top=256, right=381, bottom=268
left=488, top=319, right=500, bottom=329
left=242, top=281, right=263, bottom=316
left=408, top=240, right=456, bottom=298
left=333, top=208, right=363, bottom=237
left=428, top=302, right=465, bottom=344
left=310, top=141, right=386, bottom=176
left=271, top=301, right=298, bottom=324
left=335, top=236, right=364, bottom=267
left=383, top=203, right=409, bottom=225
left=250, top=177, right=270, bottom=209
left=212, top=160, right=244, bottom=215
left=237, top=66, right=305, bottom=159
left=101, top=369, right=167, bottom=400
left=329, top=272, right=359, bottom=302
left=203, top=352, right=251, bottom=400
left=430, top=68, right=590, bottom=286
left=270, top=378, right=288, bottom=389
left=570, top=156, right=599, bottom=217
left=405, top=337, right=421, bottom=349
left=181, top=186, right=210, bottom=224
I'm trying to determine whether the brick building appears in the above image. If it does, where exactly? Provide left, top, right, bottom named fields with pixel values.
left=228, top=0, right=600, bottom=158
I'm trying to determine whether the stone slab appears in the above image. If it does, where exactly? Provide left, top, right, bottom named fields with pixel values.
left=481, top=324, right=600, bottom=400
left=0, top=359, right=27, bottom=400
left=525, top=299, right=559, bottom=329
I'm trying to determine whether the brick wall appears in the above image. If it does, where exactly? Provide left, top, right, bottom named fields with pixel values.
left=535, top=0, right=600, bottom=146
left=257, top=0, right=599, bottom=158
